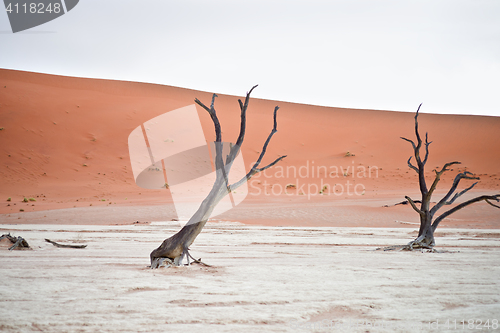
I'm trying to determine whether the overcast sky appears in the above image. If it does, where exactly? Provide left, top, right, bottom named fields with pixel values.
left=1, top=0, right=499, bottom=116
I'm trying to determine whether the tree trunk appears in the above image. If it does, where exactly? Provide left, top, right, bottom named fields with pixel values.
left=414, top=220, right=435, bottom=248
left=150, top=175, right=227, bottom=267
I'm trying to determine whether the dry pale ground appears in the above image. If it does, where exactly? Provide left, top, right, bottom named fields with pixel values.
left=1, top=221, right=499, bottom=333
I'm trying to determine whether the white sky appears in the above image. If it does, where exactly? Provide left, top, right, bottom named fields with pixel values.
left=1, top=0, right=499, bottom=116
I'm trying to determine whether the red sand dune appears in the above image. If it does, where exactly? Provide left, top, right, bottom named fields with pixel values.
left=1, top=69, right=499, bottom=227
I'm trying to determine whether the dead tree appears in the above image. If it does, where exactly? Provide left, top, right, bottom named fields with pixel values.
left=0, top=233, right=30, bottom=250
left=150, top=86, right=286, bottom=268
left=45, top=239, right=87, bottom=249
left=401, top=105, right=500, bottom=249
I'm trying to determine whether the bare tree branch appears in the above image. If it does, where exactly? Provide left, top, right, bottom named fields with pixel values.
left=417, top=108, right=429, bottom=195
left=229, top=155, right=287, bottom=192
left=422, top=132, right=432, bottom=165
left=210, top=93, right=217, bottom=110
left=427, top=161, right=461, bottom=202
left=413, top=104, right=423, bottom=164
left=194, top=97, right=210, bottom=113
left=235, top=85, right=258, bottom=148
left=486, top=199, right=500, bottom=209
left=194, top=95, right=221, bottom=144
left=226, top=85, right=258, bottom=166
left=229, top=106, right=286, bottom=191
left=401, top=104, right=430, bottom=196
left=447, top=181, right=478, bottom=205
left=255, top=155, right=287, bottom=173
left=406, top=156, right=419, bottom=173
left=432, top=194, right=500, bottom=231
left=45, top=239, right=87, bottom=249
left=195, top=95, right=227, bottom=182
left=248, top=106, right=280, bottom=170
left=429, top=169, right=476, bottom=216
left=405, top=195, right=425, bottom=217
left=401, top=137, right=416, bottom=150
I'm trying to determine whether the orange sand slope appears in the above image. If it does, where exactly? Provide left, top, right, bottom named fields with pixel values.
left=0, top=69, right=499, bottom=226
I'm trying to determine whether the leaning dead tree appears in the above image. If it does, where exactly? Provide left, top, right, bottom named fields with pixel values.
left=150, top=86, right=286, bottom=268
left=401, top=105, right=500, bottom=249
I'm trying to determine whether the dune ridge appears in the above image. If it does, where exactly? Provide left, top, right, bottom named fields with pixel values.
left=1, top=69, right=499, bottom=227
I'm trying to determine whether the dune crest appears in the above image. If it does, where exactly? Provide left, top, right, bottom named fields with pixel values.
left=1, top=69, right=499, bottom=227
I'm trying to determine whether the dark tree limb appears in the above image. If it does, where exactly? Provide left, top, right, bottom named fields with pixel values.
left=235, top=86, right=257, bottom=147
left=401, top=104, right=430, bottom=197
left=422, top=133, right=432, bottom=165
left=223, top=85, right=258, bottom=167
left=447, top=181, right=478, bottom=205
left=411, top=104, right=424, bottom=165
left=401, top=137, right=416, bottom=151
left=414, top=104, right=423, bottom=152
left=389, top=199, right=422, bottom=206
left=248, top=106, right=280, bottom=171
left=45, top=239, right=87, bottom=249
left=406, top=157, right=419, bottom=174
left=186, top=252, right=212, bottom=267
left=432, top=194, right=500, bottom=231
left=486, top=199, right=500, bottom=209
left=195, top=94, right=230, bottom=187
left=229, top=106, right=287, bottom=192
left=427, top=161, right=461, bottom=202
left=430, top=170, right=478, bottom=216
left=404, top=196, right=425, bottom=217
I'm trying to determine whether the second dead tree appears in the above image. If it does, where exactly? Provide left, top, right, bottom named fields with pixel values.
left=401, top=105, right=500, bottom=249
